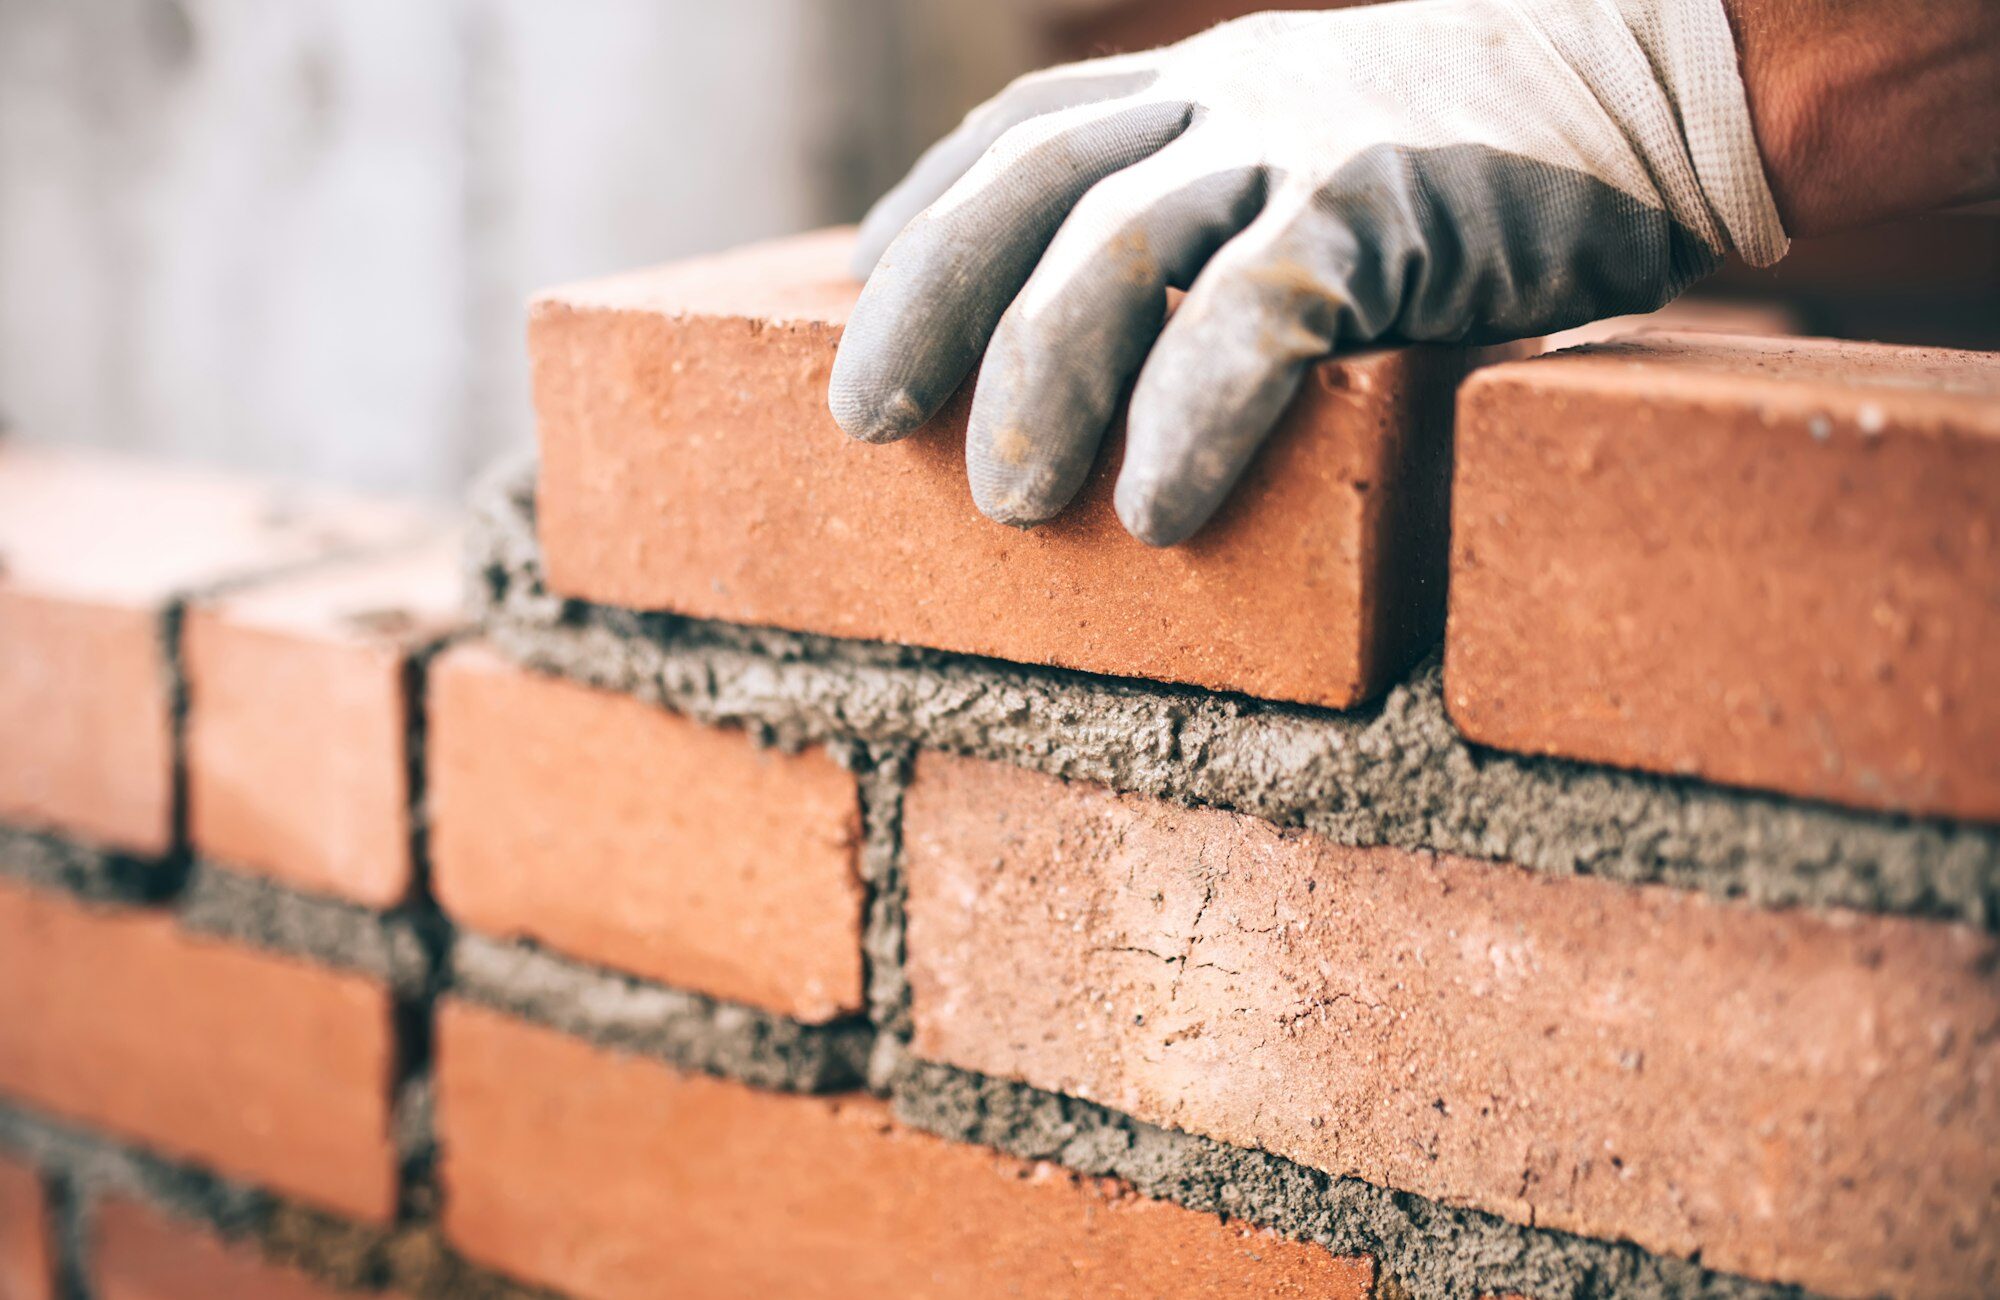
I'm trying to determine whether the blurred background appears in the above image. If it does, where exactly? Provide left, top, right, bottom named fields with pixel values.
left=2, top=0, right=1994, bottom=499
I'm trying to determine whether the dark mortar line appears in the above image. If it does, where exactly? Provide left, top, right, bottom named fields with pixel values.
left=885, top=1057, right=1818, bottom=1300
left=852, top=743, right=915, bottom=1080
left=467, top=458, right=2000, bottom=930
left=0, top=1104, right=271, bottom=1252
left=42, top=1168, right=91, bottom=1300
left=0, top=824, right=181, bottom=907
left=157, top=597, right=194, bottom=892
left=176, top=862, right=432, bottom=994
left=0, top=1102, right=554, bottom=1300
left=448, top=931, right=873, bottom=1096
left=384, top=630, right=467, bottom=1222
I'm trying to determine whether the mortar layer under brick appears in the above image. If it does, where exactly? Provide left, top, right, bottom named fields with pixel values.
left=470, top=459, right=2000, bottom=928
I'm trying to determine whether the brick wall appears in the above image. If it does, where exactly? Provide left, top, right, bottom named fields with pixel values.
left=1, top=232, right=1993, bottom=1300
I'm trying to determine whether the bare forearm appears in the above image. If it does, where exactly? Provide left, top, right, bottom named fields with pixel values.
left=1724, top=0, right=2000, bottom=235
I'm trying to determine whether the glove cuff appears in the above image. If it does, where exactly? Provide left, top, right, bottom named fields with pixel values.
left=1614, top=0, right=1789, bottom=266
left=1515, top=0, right=1790, bottom=267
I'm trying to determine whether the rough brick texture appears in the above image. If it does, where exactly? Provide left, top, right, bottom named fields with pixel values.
left=900, top=753, right=2000, bottom=1299
left=93, top=1197, right=385, bottom=1300
left=0, top=1154, right=50, bottom=1300
left=430, top=645, right=864, bottom=1022
left=0, top=878, right=398, bottom=1222
left=185, top=537, right=460, bottom=906
left=436, top=1001, right=1370, bottom=1300
left=1448, top=334, right=2000, bottom=821
left=0, top=445, right=425, bottom=854
left=531, top=227, right=1500, bottom=709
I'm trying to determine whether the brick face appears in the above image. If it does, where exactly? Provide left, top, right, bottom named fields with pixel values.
left=436, top=1000, right=1370, bottom=1300
left=531, top=227, right=1496, bottom=709
left=0, top=592, right=171, bottom=856
left=0, top=1155, right=50, bottom=1300
left=0, top=445, right=427, bottom=854
left=185, top=538, right=460, bottom=906
left=1446, top=334, right=2000, bottom=820
left=900, top=752, right=2000, bottom=1299
left=429, top=644, right=865, bottom=1021
left=0, top=878, right=399, bottom=1222
left=93, top=1198, right=384, bottom=1300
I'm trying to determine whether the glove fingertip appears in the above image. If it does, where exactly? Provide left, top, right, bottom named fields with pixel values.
left=1114, top=476, right=1202, bottom=549
left=829, top=384, right=928, bottom=445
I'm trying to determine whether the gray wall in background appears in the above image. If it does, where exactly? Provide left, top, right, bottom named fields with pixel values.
left=0, top=0, right=1037, bottom=497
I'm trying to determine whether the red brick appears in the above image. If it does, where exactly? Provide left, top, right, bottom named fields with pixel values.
left=0, top=1155, right=51, bottom=1300
left=1540, top=295, right=1801, bottom=351
left=436, top=1000, right=1370, bottom=1300
left=1447, top=334, right=2000, bottom=820
left=531, top=228, right=1501, bottom=709
left=900, top=753, right=2000, bottom=1299
left=93, top=1198, right=385, bottom=1300
left=0, top=878, right=399, bottom=1222
left=429, top=645, right=863, bottom=1021
left=185, top=537, right=460, bottom=906
left=0, top=446, right=427, bottom=854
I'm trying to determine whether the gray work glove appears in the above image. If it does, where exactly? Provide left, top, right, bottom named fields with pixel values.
left=829, top=0, right=1787, bottom=545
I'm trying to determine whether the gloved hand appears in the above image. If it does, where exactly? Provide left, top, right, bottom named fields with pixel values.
left=829, top=0, right=1788, bottom=545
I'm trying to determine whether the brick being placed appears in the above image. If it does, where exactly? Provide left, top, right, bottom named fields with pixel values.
left=435, top=1000, right=1372, bottom=1300
left=529, top=227, right=1511, bottom=710
left=0, top=877, right=400, bottom=1223
left=1447, top=334, right=2000, bottom=821
left=429, top=643, right=865, bottom=1023
left=184, top=537, right=461, bottom=908
left=0, top=445, right=430, bottom=857
left=898, top=752, right=2000, bottom=1299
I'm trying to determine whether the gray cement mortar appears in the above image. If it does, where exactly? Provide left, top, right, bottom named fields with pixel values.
left=178, top=862, right=436, bottom=995
left=448, top=932, right=872, bottom=1094
left=884, top=1054, right=1815, bottom=1300
left=855, top=748, right=914, bottom=1043
left=0, top=824, right=184, bottom=904
left=0, top=1103, right=551, bottom=1300
left=469, top=458, right=2000, bottom=929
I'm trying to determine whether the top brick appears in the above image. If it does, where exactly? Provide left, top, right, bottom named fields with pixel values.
left=0, top=445, right=428, bottom=854
left=531, top=228, right=1502, bottom=709
left=1447, top=335, right=2000, bottom=821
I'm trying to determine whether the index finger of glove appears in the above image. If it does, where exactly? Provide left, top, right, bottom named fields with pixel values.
left=850, top=60, right=1160, bottom=279
left=830, top=96, right=1192, bottom=444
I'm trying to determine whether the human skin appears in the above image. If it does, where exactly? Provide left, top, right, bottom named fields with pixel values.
left=1723, top=0, right=2000, bottom=233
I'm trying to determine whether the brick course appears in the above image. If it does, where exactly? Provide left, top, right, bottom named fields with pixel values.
left=436, top=1000, right=1371, bottom=1300
left=185, top=538, right=460, bottom=907
left=0, top=446, right=426, bottom=854
left=900, top=752, right=2000, bottom=1299
left=0, top=878, right=399, bottom=1222
left=0, top=1154, right=50, bottom=1300
left=93, top=1198, right=386, bottom=1300
left=530, top=227, right=1495, bottom=709
left=429, top=645, right=864, bottom=1022
left=1447, top=334, right=2000, bottom=820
